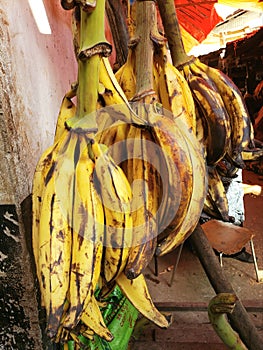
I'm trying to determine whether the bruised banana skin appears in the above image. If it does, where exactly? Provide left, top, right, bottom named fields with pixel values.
left=147, top=110, right=194, bottom=247
left=80, top=295, right=113, bottom=342
left=193, top=58, right=254, bottom=159
left=54, top=88, right=77, bottom=143
left=194, top=103, right=208, bottom=159
left=203, top=166, right=230, bottom=222
left=32, top=131, right=70, bottom=312
left=157, top=117, right=207, bottom=256
left=91, top=141, right=133, bottom=284
left=124, top=126, right=159, bottom=279
left=62, top=136, right=104, bottom=331
left=115, top=48, right=137, bottom=101
left=116, top=272, right=170, bottom=328
left=187, top=72, right=231, bottom=166
left=155, top=46, right=196, bottom=134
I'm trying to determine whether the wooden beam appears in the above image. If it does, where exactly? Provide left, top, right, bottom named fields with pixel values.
left=188, top=223, right=263, bottom=350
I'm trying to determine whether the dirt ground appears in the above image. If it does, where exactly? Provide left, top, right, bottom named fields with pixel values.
left=130, top=168, right=263, bottom=349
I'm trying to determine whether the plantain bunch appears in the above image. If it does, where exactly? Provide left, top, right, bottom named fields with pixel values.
left=112, top=0, right=207, bottom=259
left=152, top=0, right=257, bottom=224
left=32, top=0, right=171, bottom=346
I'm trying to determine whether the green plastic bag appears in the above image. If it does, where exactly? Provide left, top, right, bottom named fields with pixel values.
left=63, top=285, right=139, bottom=350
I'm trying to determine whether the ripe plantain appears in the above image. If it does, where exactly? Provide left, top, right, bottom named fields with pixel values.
left=146, top=105, right=194, bottom=247
left=80, top=295, right=113, bottom=342
left=54, top=87, right=77, bottom=143
left=115, top=47, right=136, bottom=101
left=154, top=45, right=196, bottom=134
left=186, top=69, right=231, bottom=166
left=62, top=135, right=104, bottom=330
left=157, top=117, right=207, bottom=256
left=192, top=58, right=255, bottom=164
left=123, top=125, right=160, bottom=279
left=90, top=140, right=133, bottom=284
left=116, top=272, right=170, bottom=329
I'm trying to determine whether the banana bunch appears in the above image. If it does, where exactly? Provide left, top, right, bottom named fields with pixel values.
left=110, top=0, right=207, bottom=258
left=176, top=58, right=255, bottom=221
left=32, top=127, right=134, bottom=341
left=33, top=0, right=173, bottom=344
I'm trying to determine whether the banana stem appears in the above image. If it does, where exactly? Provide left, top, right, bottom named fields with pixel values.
left=76, top=55, right=100, bottom=118
left=78, top=0, right=111, bottom=58
left=67, top=0, right=111, bottom=129
left=208, top=293, right=248, bottom=350
left=133, top=0, right=156, bottom=101
left=156, top=0, right=189, bottom=67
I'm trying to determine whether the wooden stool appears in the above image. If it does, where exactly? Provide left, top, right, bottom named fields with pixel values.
left=201, top=219, right=263, bottom=282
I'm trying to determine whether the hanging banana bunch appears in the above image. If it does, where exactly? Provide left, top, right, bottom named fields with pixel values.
left=112, top=0, right=206, bottom=259
left=32, top=0, right=134, bottom=343
left=156, top=0, right=256, bottom=222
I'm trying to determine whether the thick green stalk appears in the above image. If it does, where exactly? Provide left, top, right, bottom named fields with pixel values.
left=78, top=0, right=111, bottom=58
left=67, top=0, right=111, bottom=129
left=156, top=0, right=189, bottom=67
left=76, top=55, right=100, bottom=118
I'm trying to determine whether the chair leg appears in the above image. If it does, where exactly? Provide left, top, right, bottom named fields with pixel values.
left=250, top=238, right=263, bottom=282
left=154, top=253, right=158, bottom=276
left=169, top=243, right=184, bottom=287
left=219, top=252, right=223, bottom=267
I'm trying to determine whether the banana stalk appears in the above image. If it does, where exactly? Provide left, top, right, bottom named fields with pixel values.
left=208, top=293, right=247, bottom=350
left=156, top=0, right=190, bottom=67
left=66, top=0, right=111, bottom=130
left=132, top=0, right=159, bottom=103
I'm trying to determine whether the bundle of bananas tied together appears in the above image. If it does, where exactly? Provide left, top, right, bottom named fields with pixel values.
left=112, top=0, right=208, bottom=259
left=152, top=0, right=256, bottom=224
left=178, top=58, right=255, bottom=222
left=32, top=0, right=173, bottom=346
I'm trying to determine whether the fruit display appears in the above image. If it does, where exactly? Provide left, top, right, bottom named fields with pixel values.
left=31, top=0, right=256, bottom=348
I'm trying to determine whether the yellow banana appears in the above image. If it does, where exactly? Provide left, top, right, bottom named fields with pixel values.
left=99, top=57, right=132, bottom=107
left=54, top=87, right=77, bottom=143
left=80, top=295, right=113, bottom=342
left=32, top=144, right=58, bottom=282
left=193, top=58, right=254, bottom=162
left=124, top=125, right=160, bottom=279
left=63, top=135, right=104, bottom=330
left=186, top=69, right=231, bottom=166
left=33, top=131, right=70, bottom=311
left=115, top=47, right=136, bottom=101
left=97, top=57, right=145, bottom=131
left=154, top=45, right=196, bottom=134
left=157, top=117, right=207, bottom=256
left=116, top=272, right=169, bottom=328
left=90, top=141, right=133, bottom=284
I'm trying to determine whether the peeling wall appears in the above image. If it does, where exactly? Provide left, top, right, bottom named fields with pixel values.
left=0, top=0, right=79, bottom=348
left=0, top=0, right=78, bottom=201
